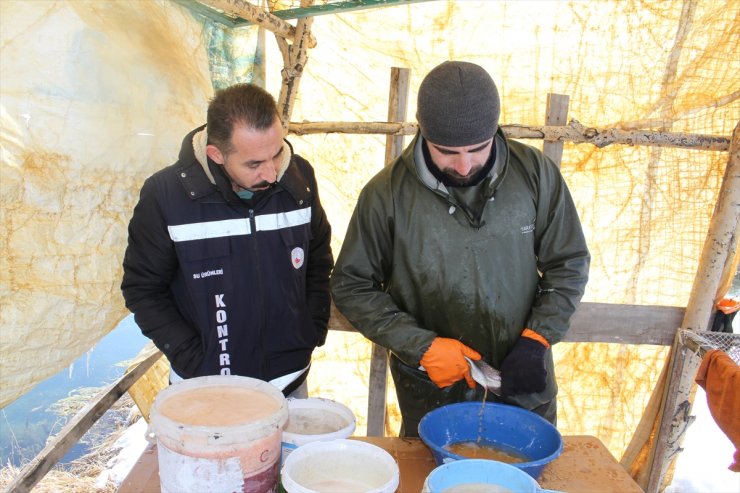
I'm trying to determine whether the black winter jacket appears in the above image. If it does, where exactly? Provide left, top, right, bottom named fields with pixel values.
left=121, top=126, right=333, bottom=388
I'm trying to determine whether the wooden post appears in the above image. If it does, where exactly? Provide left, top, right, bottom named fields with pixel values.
left=366, top=67, right=411, bottom=438
left=276, top=5, right=314, bottom=133
left=681, top=120, right=740, bottom=331
left=385, top=67, right=410, bottom=166
left=366, top=344, right=389, bottom=437
left=543, top=93, right=570, bottom=168
left=646, top=120, right=740, bottom=492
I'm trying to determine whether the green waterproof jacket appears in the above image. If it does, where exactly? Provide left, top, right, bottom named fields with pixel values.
left=331, top=129, right=590, bottom=409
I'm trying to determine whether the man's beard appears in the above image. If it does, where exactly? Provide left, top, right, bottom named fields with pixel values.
left=250, top=180, right=274, bottom=191
left=439, top=164, right=486, bottom=186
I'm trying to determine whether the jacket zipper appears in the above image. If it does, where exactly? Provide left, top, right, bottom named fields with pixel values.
left=249, top=208, right=270, bottom=379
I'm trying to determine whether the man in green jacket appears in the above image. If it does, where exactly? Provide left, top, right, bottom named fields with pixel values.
left=330, top=61, right=590, bottom=436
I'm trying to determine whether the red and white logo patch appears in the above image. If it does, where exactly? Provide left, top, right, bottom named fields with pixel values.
left=291, top=247, right=305, bottom=269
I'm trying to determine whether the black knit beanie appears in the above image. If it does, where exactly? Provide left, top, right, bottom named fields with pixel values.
left=416, top=61, right=500, bottom=147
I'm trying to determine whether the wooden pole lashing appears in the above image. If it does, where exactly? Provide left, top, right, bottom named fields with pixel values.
left=384, top=67, right=410, bottom=166
left=543, top=93, right=570, bottom=168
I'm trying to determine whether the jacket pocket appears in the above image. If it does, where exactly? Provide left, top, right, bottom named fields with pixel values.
left=174, top=237, right=232, bottom=295
left=276, top=224, right=317, bottom=348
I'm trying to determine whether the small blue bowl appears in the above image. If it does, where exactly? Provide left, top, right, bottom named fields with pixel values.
left=423, top=459, right=562, bottom=493
left=418, top=402, right=563, bottom=479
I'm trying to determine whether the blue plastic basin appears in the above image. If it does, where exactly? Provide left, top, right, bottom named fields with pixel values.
left=418, top=401, right=563, bottom=479
left=423, top=459, right=562, bottom=493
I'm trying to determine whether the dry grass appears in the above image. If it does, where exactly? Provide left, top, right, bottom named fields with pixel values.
left=0, top=437, right=120, bottom=493
left=0, top=464, right=115, bottom=493
left=0, top=393, right=140, bottom=492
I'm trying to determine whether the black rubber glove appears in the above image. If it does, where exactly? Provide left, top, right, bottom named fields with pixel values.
left=500, top=336, right=548, bottom=396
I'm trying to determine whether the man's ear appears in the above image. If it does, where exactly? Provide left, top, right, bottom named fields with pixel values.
left=206, top=144, right=224, bottom=165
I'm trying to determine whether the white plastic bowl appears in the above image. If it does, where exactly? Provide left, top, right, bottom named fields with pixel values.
left=281, top=397, right=356, bottom=465
left=281, top=439, right=399, bottom=493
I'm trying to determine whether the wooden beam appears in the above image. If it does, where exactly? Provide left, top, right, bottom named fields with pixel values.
left=276, top=9, right=314, bottom=131
left=543, top=93, right=570, bottom=168
left=647, top=119, right=740, bottom=492
left=197, top=0, right=318, bottom=47
left=4, top=350, right=163, bottom=493
left=269, top=0, right=433, bottom=20
left=384, top=67, right=410, bottom=166
left=290, top=121, right=417, bottom=136
left=330, top=301, right=684, bottom=346
left=288, top=120, right=731, bottom=152
left=366, top=344, right=389, bottom=437
left=564, top=302, right=683, bottom=345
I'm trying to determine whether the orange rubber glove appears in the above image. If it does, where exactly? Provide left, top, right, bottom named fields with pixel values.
left=420, top=337, right=482, bottom=389
left=716, top=297, right=740, bottom=315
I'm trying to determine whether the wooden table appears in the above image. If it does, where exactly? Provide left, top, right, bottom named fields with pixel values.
left=118, top=435, right=643, bottom=493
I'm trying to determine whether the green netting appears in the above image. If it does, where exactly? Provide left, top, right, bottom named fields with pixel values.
left=204, top=21, right=263, bottom=89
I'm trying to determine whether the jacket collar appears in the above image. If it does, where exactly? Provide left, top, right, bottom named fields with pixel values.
left=179, top=125, right=303, bottom=204
left=192, top=126, right=292, bottom=186
left=407, top=128, right=509, bottom=198
left=276, top=147, right=312, bottom=205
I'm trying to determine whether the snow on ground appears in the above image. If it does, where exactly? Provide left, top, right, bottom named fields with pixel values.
left=665, top=385, right=739, bottom=493
left=95, top=417, right=149, bottom=489
left=667, top=313, right=739, bottom=493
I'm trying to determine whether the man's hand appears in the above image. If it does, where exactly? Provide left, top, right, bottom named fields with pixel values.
left=500, top=329, right=549, bottom=396
left=420, top=337, right=481, bottom=388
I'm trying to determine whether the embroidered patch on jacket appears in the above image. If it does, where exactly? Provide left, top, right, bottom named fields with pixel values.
left=291, top=247, right=305, bottom=269
left=521, top=223, right=535, bottom=234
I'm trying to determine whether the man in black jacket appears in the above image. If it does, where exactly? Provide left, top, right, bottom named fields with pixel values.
left=121, top=83, right=333, bottom=397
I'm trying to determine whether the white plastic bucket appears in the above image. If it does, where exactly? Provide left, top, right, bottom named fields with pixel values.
left=148, top=375, right=288, bottom=493
left=281, top=397, right=356, bottom=465
left=281, top=439, right=399, bottom=493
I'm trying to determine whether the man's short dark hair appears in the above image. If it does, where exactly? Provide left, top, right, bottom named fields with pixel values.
left=207, top=83, right=280, bottom=155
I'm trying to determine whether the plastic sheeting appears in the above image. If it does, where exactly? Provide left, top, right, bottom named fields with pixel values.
left=2, top=0, right=738, bottom=467
left=0, top=0, right=213, bottom=407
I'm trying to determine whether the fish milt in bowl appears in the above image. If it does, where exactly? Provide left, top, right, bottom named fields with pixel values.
left=418, top=401, right=563, bottom=480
